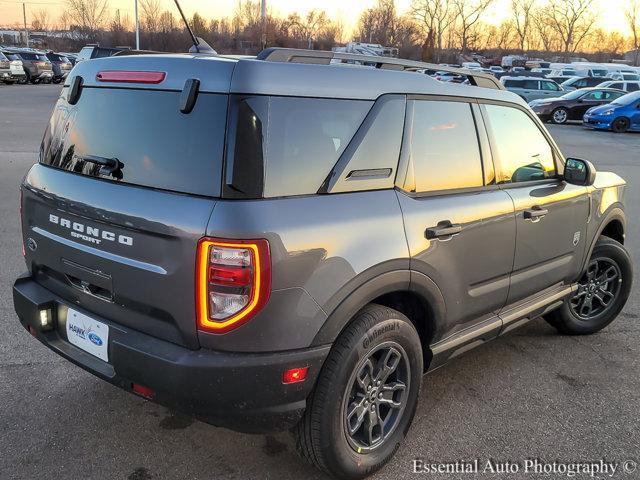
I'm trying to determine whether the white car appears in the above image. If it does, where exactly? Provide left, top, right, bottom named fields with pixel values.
left=598, top=80, right=640, bottom=93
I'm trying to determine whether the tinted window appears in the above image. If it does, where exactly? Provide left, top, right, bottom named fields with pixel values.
left=227, top=96, right=372, bottom=198
left=522, top=80, right=539, bottom=89
left=610, top=83, right=624, bottom=90
left=408, top=101, right=483, bottom=192
left=77, top=47, right=93, bottom=61
left=484, top=105, right=556, bottom=184
left=504, top=80, right=522, bottom=88
left=41, top=88, right=227, bottom=197
left=627, top=83, right=639, bottom=92
left=17, top=52, right=37, bottom=60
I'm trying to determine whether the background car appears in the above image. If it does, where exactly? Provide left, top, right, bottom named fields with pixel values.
left=501, top=76, right=565, bottom=102
left=560, top=76, right=611, bottom=91
left=76, top=44, right=131, bottom=62
left=583, top=90, right=640, bottom=133
left=529, top=88, right=626, bottom=124
left=0, top=51, right=12, bottom=83
left=2, top=49, right=52, bottom=84
left=44, top=52, right=73, bottom=84
left=433, top=71, right=465, bottom=83
left=598, top=80, right=640, bottom=93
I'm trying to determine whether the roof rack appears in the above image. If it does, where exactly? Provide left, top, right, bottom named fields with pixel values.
left=256, top=47, right=504, bottom=90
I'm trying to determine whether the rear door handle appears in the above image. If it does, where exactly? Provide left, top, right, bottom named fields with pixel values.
left=523, top=206, right=549, bottom=221
left=425, top=221, right=462, bottom=240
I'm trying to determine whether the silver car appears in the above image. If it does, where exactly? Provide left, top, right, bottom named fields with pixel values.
left=501, top=76, right=565, bottom=102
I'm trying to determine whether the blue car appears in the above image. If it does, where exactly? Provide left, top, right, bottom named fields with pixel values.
left=583, top=90, right=640, bottom=133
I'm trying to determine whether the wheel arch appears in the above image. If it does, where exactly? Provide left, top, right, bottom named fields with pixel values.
left=581, top=206, right=626, bottom=275
left=311, top=269, right=446, bottom=371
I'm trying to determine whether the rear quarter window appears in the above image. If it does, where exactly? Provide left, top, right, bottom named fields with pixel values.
left=226, top=96, right=372, bottom=198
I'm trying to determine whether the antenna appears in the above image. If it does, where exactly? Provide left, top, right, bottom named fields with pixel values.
left=173, top=0, right=216, bottom=54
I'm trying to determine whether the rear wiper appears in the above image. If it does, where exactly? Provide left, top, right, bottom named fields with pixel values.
left=80, top=155, right=124, bottom=178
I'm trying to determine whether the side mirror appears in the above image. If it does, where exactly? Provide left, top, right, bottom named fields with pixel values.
left=564, top=158, right=596, bottom=186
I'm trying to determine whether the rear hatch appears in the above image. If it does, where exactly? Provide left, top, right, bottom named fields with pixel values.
left=22, top=54, right=236, bottom=348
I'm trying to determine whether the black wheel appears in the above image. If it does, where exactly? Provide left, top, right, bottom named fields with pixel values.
left=294, top=304, right=423, bottom=479
left=21, top=71, right=31, bottom=84
left=611, top=117, right=630, bottom=133
left=545, top=237, right=632, bottom=335
left=52, top=77, right=62, bottom=84
left=550, top=107, right=569, bottom=124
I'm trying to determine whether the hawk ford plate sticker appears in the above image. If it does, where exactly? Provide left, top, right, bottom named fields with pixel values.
left=66, top=309, right=109, bottom=362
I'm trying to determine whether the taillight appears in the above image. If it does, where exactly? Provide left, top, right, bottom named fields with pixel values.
left=196, top=238, right=271, bottom=334
left=96, top=70, right=166, bottom=84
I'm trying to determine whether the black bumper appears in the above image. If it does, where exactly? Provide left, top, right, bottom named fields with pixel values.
left=13, top=275, right=330, bottom=433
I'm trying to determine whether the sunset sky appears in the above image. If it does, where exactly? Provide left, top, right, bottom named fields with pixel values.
left=0, top=0, right=632, bottom=35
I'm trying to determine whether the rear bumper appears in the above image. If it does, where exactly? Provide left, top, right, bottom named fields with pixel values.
left=13, top=275, right=330, bottom=433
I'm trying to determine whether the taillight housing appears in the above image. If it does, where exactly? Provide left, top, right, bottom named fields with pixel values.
left=196, top=238, right=271, bottom=334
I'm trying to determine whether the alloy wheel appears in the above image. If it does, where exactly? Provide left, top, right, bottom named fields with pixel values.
left=342, top=341, right=410, bottom=453
left=553, top=109, right=568, bottom=124
left=570, top=258, right=622, bottom=320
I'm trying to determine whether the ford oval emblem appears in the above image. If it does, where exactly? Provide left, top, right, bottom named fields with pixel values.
left=27, top=237, right=37, bottom=251
left=88, top=332, right=103, bottom=346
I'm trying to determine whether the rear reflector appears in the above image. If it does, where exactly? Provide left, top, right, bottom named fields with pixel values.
left=283, top=367, right=309, bottom=384
left=96, top=70, right=166, bottom=84
left=131, top=383, right=155, bottom=399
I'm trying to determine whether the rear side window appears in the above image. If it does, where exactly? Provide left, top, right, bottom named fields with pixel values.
left=610, top=83, right=624, bottom=90
left=406, top=100, right=483, bottom=193
left=483, top=105, right=556, bottom=184
left=628, top=83, right=639, bottom=92
left=226, top=96, right=372, bottom=198
left=41, top=88, right=227, bottom=197
left=504, top=80, right=522, bottom=88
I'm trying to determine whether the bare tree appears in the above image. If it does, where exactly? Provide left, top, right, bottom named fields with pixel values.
left=65, top=0, right=109, bottom=33
left=545, top=0, right=597, bottom=60
left=452, top=0, right=494, bottom=53
left=140, top=0, right=162, bottom=33
left=627, top=0, right=640, bottom=66
left=511, top=0, right=535, bottom=51
left=287, top=10, right=328, bottom=49
left=411, top=0, right=455, bottom=61
left=32, top=9, right=51, bottom=31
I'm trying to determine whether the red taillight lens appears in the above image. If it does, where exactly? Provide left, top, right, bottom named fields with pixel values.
left=196, top=238, right=271, bottom=334
left=283, top=367, right=309, bottom=384
left=96, top=70, right=166, bottom=84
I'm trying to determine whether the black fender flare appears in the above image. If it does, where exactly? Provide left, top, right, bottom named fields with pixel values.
left=581, top=205, right=626, bottom=275
left=311, top=269, right=446, bottom=348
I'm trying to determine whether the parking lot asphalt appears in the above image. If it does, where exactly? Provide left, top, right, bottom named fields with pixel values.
left=1, top=84, right=638, bottom=480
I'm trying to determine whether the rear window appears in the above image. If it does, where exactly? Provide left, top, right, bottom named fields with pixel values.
left=225, top=96, right=372, bottom=198
left=41, top=88, right=227, bottom=197
left=77, top=47, right=93, bottom=61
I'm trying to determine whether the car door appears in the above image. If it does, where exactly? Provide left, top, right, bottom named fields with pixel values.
left=480, top=103, right=590, bottom=305
left=630, top=99, right=640, bottom=130
left=571, top=90, right=604, bottom=118
left=541, top=80, right=563, bottom=98
left=396, top=98, right=516, bottom=340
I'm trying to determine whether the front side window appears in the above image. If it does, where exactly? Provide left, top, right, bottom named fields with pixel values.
left=541, top=81, right=560, bottom=91
left=582, top=91, right=605, bottom=101
left=484, top=105, right=556, bottom=184
left=407, top=100, right=483, bottom=193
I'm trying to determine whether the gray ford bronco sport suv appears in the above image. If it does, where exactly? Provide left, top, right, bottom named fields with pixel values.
left=13, top=48, right=632, bottom=479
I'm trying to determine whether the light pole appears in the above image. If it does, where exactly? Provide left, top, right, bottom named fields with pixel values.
left=134, top=0, right=140, bottom=50
left=261, top=0, right=266, bottom=50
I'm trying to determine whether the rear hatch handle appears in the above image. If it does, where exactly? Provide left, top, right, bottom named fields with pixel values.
left=81, top=155, right=124, bottom=178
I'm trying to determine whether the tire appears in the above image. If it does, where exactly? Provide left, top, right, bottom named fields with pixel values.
left=294, top=304, right=423, bottom=479
left=611, top=117, right=630, bottom=133
left=550, top=107, right=569, bottom=124
left=545, top=237, right=633, bottom=335
left=52, top=77, right=62, bottom=84
left=21, top=71, right=31, bottom=84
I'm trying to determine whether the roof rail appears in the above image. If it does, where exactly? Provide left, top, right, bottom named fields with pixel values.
left=256, top=47, right=504, bottom=90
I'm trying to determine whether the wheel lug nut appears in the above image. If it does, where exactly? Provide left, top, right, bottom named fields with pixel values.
left=378, top=393, right=383, bottom=399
